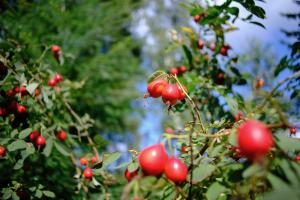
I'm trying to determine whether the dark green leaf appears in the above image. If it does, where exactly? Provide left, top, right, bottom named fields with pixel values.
left=43, top=191, right=55, bottom=198
left=18, top=128, right=32, bottom=139
left=227, top=7, right=239, bottom=16
left=128, top=162, right=139, bottom=172
left=43, top=138, right=53, bottom=157
left=182, top=45, right=193, bottom=67
left=103, top=152, right=121, bottom=167
left=206, top=182, right=227, bottom=200
left=192, top=164, right=216, bottom=183
left=7, top=140, right=27, bottom=152
left=54, top=142, right=70, bottom=156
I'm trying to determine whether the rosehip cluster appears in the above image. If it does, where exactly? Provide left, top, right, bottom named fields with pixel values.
left=169, top=65, right=187, bottom=76
left=48, top=73, right=63, bottom=87
left=138, top=144, right=188, bottom=183
left=0, top=101, right=27, bottom=117
left=145, top=79, right=187, bottom=106
left=29, top=130, right=46, bottom=148
left=79, top=156, right=98, bottom=179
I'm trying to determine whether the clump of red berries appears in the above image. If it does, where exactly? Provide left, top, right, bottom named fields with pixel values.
left=48, top=73, right=63, bottom=87
left=169, top=65, right=188, bottom=76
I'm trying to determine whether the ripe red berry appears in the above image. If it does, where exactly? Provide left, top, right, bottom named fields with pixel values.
left=0, top=146, right=6, bottom=157
left=51, top=45, right=61, bottom=54
left=197, top=39, right=205, bottom=49
left=220, top=47, right=228, bottom=56
left=35, top=135, right=46, bottom=147
left=237, top=120, right=273, bottom=161
left=80, top=157, right=88, bottom=166
left=14, top=86, right=21, bottom=93
left=6, top=89, right=15, bottom=97
left=91, top=156, right=98, bottom=164
left=139, top=144, right=168, bottom=176
left=56, top=130, right=67, bottom=141
left=164, top=157, right=188, bottom=183
left=193, top=15, right=201, bottom=23
left=83, top=167, right=93, bottom=179
left=223, top=43, right=231, bottom=50
left=169, top=67, right=179, bottom=75
left=0, top=108, right=8, bottom=117
left=162, top=84, right=180, bottom=105
left=124, top=167, right=139, bottom=182
left=29, top=130, right=40, bottom=141
left=178, top=66, right=187, bottom=74
left=295, top=155, right=300, bottom=161
left=255, top=78, right=264, bottom=88
left=181, top=146, right=189, bottom=153
left=20, top=86, right=28, bottom=96
left=146, top=79, right=168, bottom=98
left=176, top=84, right=187, bottom=100
left=217, top=73, right=225, bottom=79
left=290, top=127, right=297, bottom=135
left=209, top=42, right=216, bottom=51
left=34, top=88, right=40, bottom=97
left=234, top=112, right=242, bottom=122
left=54, top=73, right=63, bottom=83
left=17, top=104, right=26, bottom=113
left=165, top=127, right=174, bottom=134
left=48, top=79, right=57, bottom=87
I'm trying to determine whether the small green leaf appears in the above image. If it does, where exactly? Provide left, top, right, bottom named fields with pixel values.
left=147, top=70, right=167, bottom=83
left=114, top=161, right=131, bottom=169
left=54, top=142, right=70, bottom=156
left=35, top=190, right=43, bottom=198
left=227, top=7, right=239, bottom=16
left=128, top=162, right=139, bottom=172
left=103, top=152, right=121, bottom=167
left=276, top=134, right=300, bottom=152
left=43, top=191, right=55, bottom=198
left=7, top=140, right=27, bottom=152
left=192, top=164, right=216, bottom=183
left=182, top=45, right=193, bottom=67
left=43, top=138, right=53, bottom=157
left=242, top=163, right=262, bottom=178
left=18, top=128, right=32, bottom=139
left=26, top=82, right=38, bottom=95
left=92, top=177, right=101, bottom=187
left=206, top=182, right=227, bottom=200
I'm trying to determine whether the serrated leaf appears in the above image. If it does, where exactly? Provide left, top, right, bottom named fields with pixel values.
left=128, top=162, right=139, bottom=172
left=147, top=70, right=166, bottom=83
left=206, top=182, right=227, bottom=200
left=54, top=142, right=70, bottom=156
left=192, top=164, right=216, bottom=183
left=103, top=152, right=121, bottom=167
left=7, top=140, right=27, bottom=152
left=18, top=128, right=32, bottom=139
left=43, top=191, right=55, bottom=198
left=26, top=82, right=38, bottom=95
left=43, top=138, right=53, bottom=157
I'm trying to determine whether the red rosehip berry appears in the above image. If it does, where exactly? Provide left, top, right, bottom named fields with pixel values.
left=176, top=84, right=187, bottom=101
left=91, top=156, right=98, bottom=164
left=83, top=167, right=93, bottom=179
left=20, top=86, right=28, bottom=96
left=51, top=45, right=61, bottom=54
left=165, top=127, right=174, bottom=134
left=162, top=84, right=180, bottom=105
left=6, top=89, right=15, bottom=97
left=193, top=15, right=201, bottom=23
left=0, top=146, right=6, bottom=157
left=14, top=86, right=21, bottom=93
left=17, top=104, right=26, bottom=113
left=178, top=65, right=187, bottom=74
left=255, top=78, right=264, bottom=88
left=169, top=67, right=179, bottom=75
left=80, top=157, right=88, bottom=166
left=124, top=167, right=139, bottom=182
left=197, top=39, right=205, bottom=49
left=223, top=43, right=231, bottom=50
left=35, top=135, right=46, bottom=147
left=138, top=144, right=168, bottom=176
left=217, top=72, right=225, bottom=80
left=220, top=47, right=228, bottom=56
left=145, top=79, right=168, bottom=98
left=29, top=130, right=40, bottom=141
left=56, top=130, right=67, bottom=141
left=48, top=79, right=57, bottom=87
left=34, top=88, right=40, bottom=97
left=237, top=120, right=273, bottom=161
left=164, top=157, right=188, bottom=183
left=181, top=146, right=189, bottom=153
left=54, top=73, right=63, bottom=83
left=295, top=155, right=300, bottom=161
left=290, top=127, right=297, bottom=135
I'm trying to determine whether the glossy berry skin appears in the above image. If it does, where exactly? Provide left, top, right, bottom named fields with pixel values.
left=124, top=167, right=139, bottom=182
left=139, top=144, right=168, bottom=176
left=193, top=15, right=201, bottom=23
left=34, top=88, right=40, bottom=97
left=290, top=127, right=297, bottom=135
left=197, top=39, right=205, bottom=49
left=14, top=87, right=21, bottom=93
left=80, top=157, right=88, bottom=166
left=56, top=130, right=67, bottom=141
left=162, top=84, right=180, bottom=105
left=54, top=73, right=63, bottom=83
left=146, top=79, right=168, bottom=98
left=6, top=89, right=15, bottom=97
left=35, top=135, right=46, bottom=147
left=0, top=146, right=6, bottom=157
left=220, top=47, right=228, bottom=56
left=48, top=79, right=57, bottom=87
left=20, top=86, right=28, bottom=96
left=91, top=156, right=98, bottom=164
left=295, top=155, right=300, bottom=161
left=164, top=157, right=188, bottom=183
left=29, top=130, right=40, bottom=141
left=165, top=127, right=174, bottom=134
left=237, top=120, right=273, bottom=161
left=17, top=104, right=26, bottom=113
left=83, top=167, right=93, bottom=179
left=51, top=45, right=61, bottom=54
left=178, top=66, right=187, bottom=74
left=176, top=84, right=187, bottom=100
left=169, top=67, right=179, bottom=75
